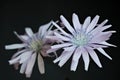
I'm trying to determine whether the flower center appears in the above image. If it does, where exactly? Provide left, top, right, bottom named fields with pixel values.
left=29, top=39, right=43, bottom=52
left=72, top=33, right=88, bottom=46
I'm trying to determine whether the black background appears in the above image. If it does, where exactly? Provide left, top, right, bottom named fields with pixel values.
left=0, top=0, right=120, bottom=80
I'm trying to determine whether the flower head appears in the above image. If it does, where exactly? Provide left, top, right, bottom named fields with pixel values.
left=5, top=21, right=56, bottom=77
left=51, top=13, right=116, bottom=71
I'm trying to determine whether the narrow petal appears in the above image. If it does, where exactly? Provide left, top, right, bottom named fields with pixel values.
left=71, top=47, right=82, bottom=71
left=52, top=21, right=72, bottom=38
left=53, top=50, right=68, bottom=63
left=38, top=21, right=52, bottom=38
left=19, top=51, right=33, bottom=64
left=25, top=28, right=34, bottom=37
left=91, top=25, right=112, bottom=36
left=25, top=53, right=36, bottom=78
left=47, top=48, right=59, bottom=54
left=54, top=32, right=71, bottom=41
left=38, top=54, right=45, bottom=74
left=60, top=15, right=75, bottom=35
left=12, top=49, right=28, bottom=59
left=63, top=45, right=77, bottom=51
left=51, top=43, right=72, bottom=49
left=9, top=56, right=21, bottom=65
left=82, top=16, right=91, bottom=31
left=14, top=31, right=27, bottom=42
left=90, top=31, right=115, bottom=43
left=100, top=41, right=116, bottom=47
left=97, top=48, right=112, bottom=60
left=72, top=13, right=81, bottom=31
left=86, top=15, right=100, bottom=33
left=20, top=35, right=29, bottom=41
left=20, top=60, right=28, bottom=74
left=58, top=47, right=75, bottom=67
left=87, top=48, right=102, bottom=68
left=82, top=48, right=90, bottom=71
left=5, top=44, right=26, bottom=50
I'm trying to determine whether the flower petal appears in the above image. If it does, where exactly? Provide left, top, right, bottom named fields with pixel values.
left=52, top=21, right=72, bottom=38
left=91, top=25, right=112, bottom=36
left=60, top=15, right=75, bottom=35
left=51, top=43, right=72, bottom=49
left=38, top=21, right=52, bottom=38
left=14, top=31, right=28, bottom=42
left=100, top=41, right=116, bottom=47
left=86, top=15, right=100, bottom=33
left=58, top=48, right=75, bottom=67
left=12, top=49, right=28, bottom=59
left=5, top=44, right=26, bottom=50
left=87, top=48, right=102, bottom=68
left=97, top=48, right=112, bottom=60
left=72, top=13, right=81, bottom=31
left=9, top=56, right=21, bottom=65
left=82, top=16, right=91, bottom=31
left=25, top=28, right=34, bottom=37
left=53, top=50, right=68, bottom=63
left=90, top=31, right=116, bottom=43
left=20, top=60, right=28, bottom=74
left=38, top=54, right=45, bottom=74
left=19, top=51, right=33, bottom=64
left=82, top=48, right=90, bottom=71
left=25, top=53, right=36, bottom=78
left=54, top=32, right=70, bottom=41
left=63, top=45, right=77, bottom=51
left=71, top=47, right=82, bottom=71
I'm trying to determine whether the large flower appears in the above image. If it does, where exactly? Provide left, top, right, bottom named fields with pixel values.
left=5, top=21, right=56, bottom=77
left=51, top=13, right=116, bottom=71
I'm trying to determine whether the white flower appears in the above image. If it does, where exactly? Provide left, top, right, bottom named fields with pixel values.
left=51, top=13, right=116, bottom=71
left=5, top=21, right=56, bottom=78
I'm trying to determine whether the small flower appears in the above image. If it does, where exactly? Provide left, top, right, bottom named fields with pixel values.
left=51, top=13, right=116, bottom=71
left=5, top=21, right=56, bottom=78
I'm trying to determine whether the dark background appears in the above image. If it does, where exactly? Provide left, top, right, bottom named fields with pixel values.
left=0, top=0, right=119, bottom=80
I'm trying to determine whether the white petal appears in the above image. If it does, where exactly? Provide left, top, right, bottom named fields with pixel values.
left=90, top=19, right=108, bottom=35
left=9, top=56, right=20, bottom=65
left=20, top=60, right=28, bottom=74
left=25, top=53, right=36, bottom=78
left=52, top=21, right=72, bottom=38
left=82, top=16, right=91, bottom=30
left=51, top=43, right=72, bottom=49
left=53, top=50, right=68, bottom=63
left=86, top=15, right=100, bottom=33
left=82, top=48, right=90, bottom=71
left=14, top=31, right=26, bottom=42
left=5, top=44, right=26, bottom=50
left=54, top=32, right=70, bottom=41
left=91, top=25, right=112, bottom=36
left=12, top=49, right=28, bottom=59
left=87, top=43, right=108, bottom=49
left=97, top=48, right=112, bottom=60
left=38, top=21, right=52, bottom=38
left=25, top=28, right=34, bottom=37
left=63, top=45, right=77, bottom=51
left=87, top=48, right=102, bottom=68
left=19, top=51, right=33, bottom=64
left=38, top=54, right=45, bottom=74
left=100, top=41, right=116, bottom=47
left=101, top=25, right=112, bottom=31
left=72, top=13, right=81, bottom=31
left=58, top=47, right=75, bottom=67
left=47, top=48, right=59, bottom=54
left=60, top=15, right=75, bottom=35
left=71, top=47, right=82, bottom=71
left=90, top=31, right=115, bottom=43
left=20, top=35, right=29, bottom=41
